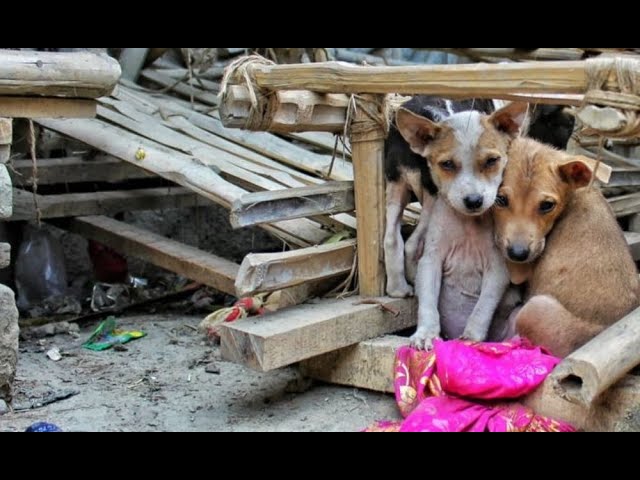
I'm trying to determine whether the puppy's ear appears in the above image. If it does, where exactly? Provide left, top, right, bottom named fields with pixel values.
left=395, top=108, right=441, bottom=156
left=558, top=155, right=612, bottom=188
left=490, top=102, right=529, bottom=136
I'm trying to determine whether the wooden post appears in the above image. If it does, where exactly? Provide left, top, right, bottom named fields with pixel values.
left=350, top=95, right=386, bottom=296
left=548, top=306, right=640, bottom=407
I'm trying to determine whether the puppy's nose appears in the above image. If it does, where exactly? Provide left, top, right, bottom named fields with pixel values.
left=507, top=244, right=530, bottom=262
left=463, top=194, right=484, bottom=211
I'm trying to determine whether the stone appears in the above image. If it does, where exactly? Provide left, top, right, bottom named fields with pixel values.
left=0, top=284, right=19, bottom=402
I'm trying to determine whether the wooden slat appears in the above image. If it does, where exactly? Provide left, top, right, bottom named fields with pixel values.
left=230, top=181, right=354, bottom=228
left=235, top=240, right=356, bottom=297
left=0, top=49, right=121, bottom=98
left=63, top=215, right=239, bottom=296
left=36, top=118, right=328, bottom=248
left=0, top=97, right=96, bottom=119
left=609, top=192, right=640, bottom=217
left=219, top=296, right=416, bottom=371
left=624, top=232, right=640, bottom=260
left=11, top=187, right=207, bottom=221
left=10, top=156, right=152, bottom=186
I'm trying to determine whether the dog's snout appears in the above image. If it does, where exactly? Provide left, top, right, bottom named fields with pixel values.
left=463, top=194, right=484, bottom=212
left=507, top=244, right=531, bottom=262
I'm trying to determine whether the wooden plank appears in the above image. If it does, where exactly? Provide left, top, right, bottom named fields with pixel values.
left=0, top=165, right=12, bottom=219
left=36, top=118, right=329, bottom=247
left=0, top=243, right=10, bottom=269
left=10, top=156, right=153, bottom=186
left=11, top=187, right=208, bottom=221
left=0, top=97, right=96, bottom=119
left=235, top=240, right=356, bottom=297
left=246, top=60, right=614, bottom=99
left=427, top=48, right=587, bottom=62
left=108, top=90, right=325, bottom=186
left=0, top=49, right=121, bottom=98
left=350, top=95, right=386, bottom=296
left=548, top=306, right=640, bottom=407
left=609, top=169, right=640, bottom=188
left=63, top=215, right=238, bottom=296
left=116, top=85, right=353, bottom=182
left=119, top=48, right=149, bottom=81
left=301, top=335, right=406, bottom=393
left=219, top=296, right=416, bottom=371
left=0, top=118, right=11, bottom=144
left=609, top=192, right=640, bottom=217
left=230, top=181, right=354, bottom=228
left=624, top=232, right=640, bottom=260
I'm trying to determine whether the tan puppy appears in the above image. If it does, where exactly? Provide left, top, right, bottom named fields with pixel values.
left=493, top=137, right=640, bottom=357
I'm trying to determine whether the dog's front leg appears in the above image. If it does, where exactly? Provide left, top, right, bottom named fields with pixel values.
left=462, top=251, right=510, bottom=342
left=385, top=182, right=413, bottom=298
left=411, top=241, right=443, bottom=350
left=404, top=192, right=435, bottom=284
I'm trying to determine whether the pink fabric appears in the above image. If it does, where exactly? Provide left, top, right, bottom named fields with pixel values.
left=366, top=338, right=575, bottom=432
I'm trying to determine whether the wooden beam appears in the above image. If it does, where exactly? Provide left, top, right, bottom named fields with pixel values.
left=220, top=85, right=349, bottom=133
left=242, top=60, right=613, bottom=99
left=0, top=49, right=121, bottom=98
left=609, top=192, right=640, bottom=217
left=301, top=335, right=406, bottom=393
left=0, top=97, right=96, bottom=119
left=10, top=156, right=153, bottom=186
left=350, top=95, right=386, bottom=296
left=230, top=181, right=354, bottom=228
left=11, top=187, right=209, bottom=221
left=548, top=306, right=640, bottom=407
left=0, top=243, right=10, bottom=269
left=219, top=296, right=416, bottom=371
left=609, top=169, right=640, bottom=188
left=235, top=240, right=356, bottom=297
left=62, top=215, right=239, bottom=296
left=300, top=333, right=640, bottom=431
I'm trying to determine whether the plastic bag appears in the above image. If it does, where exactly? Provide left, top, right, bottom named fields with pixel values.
left=14, top=224, right=69, bottom=311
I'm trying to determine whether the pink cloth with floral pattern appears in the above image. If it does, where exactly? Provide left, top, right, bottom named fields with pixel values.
left=367, top=338, right=575, bottom=432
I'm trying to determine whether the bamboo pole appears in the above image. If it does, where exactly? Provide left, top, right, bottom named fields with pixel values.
left=242, top=60, right=614, bottom=98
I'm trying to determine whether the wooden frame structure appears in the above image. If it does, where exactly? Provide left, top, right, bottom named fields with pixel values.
left=216, top=56, right=640, bottom=431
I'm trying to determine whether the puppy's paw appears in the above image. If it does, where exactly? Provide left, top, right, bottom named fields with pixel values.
left=409, top=329, right=439, bottom=351
left=386, top=281, right=414, bottom=298
left=460, top=325, right=487, bottom=343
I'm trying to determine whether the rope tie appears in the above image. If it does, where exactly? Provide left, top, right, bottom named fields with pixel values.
left=579, top=56, right=640, bottom=138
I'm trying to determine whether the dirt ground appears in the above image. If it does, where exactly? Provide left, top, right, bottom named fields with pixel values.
left=0, top=314, right=399, bottom=432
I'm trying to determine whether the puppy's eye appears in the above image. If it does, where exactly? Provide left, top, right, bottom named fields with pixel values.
left=439, top=160, right=456, bottom=172
left=495, top=194, right=509, bottom=208
left=484, top=157, right=500, bottom=169
left=539, top=201, right=556, bottom=214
